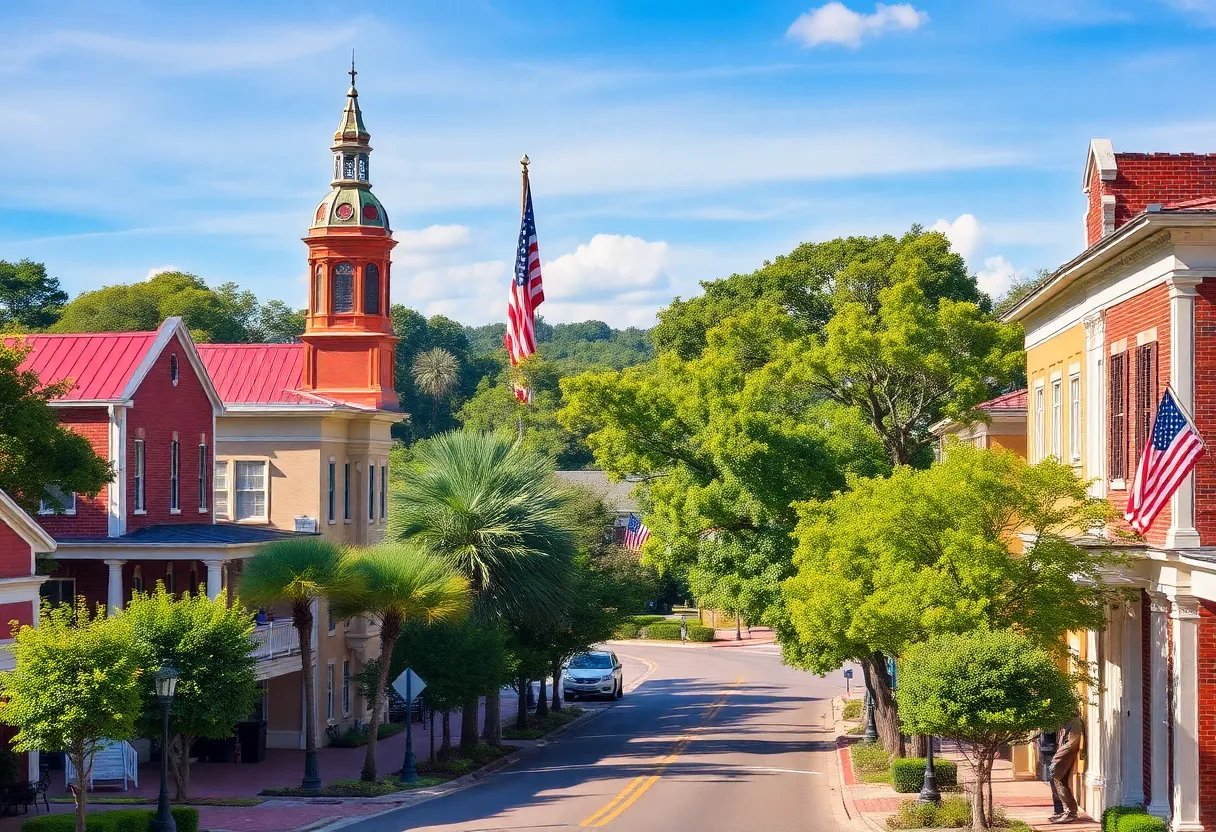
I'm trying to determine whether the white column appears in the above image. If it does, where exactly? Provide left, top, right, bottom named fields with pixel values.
left=1148, top=592, right=1172, bottom=818
left=1084, top=312, right=1107, bottom=497
left=1121, top=597, right=1146, bottom=806
left=1103, top=610, right=1125, bottom=809
left=204, top=560, right=223, bottom=601
left=104, top=559, right=126, bottom=616
left=1085, top=627, right=1108, bottom=812
left=1166, top=273, right=1202, bottom=549
left=1171, top=596, right=1203, bottom=832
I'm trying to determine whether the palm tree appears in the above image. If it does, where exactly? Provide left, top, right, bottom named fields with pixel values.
left=330, top=543, right=471, bottom=781
left=411, top=348, right=460, bottom=430
left=239, top=537, right=349, bottom=792
left=388, top=430, right=578, bottom=747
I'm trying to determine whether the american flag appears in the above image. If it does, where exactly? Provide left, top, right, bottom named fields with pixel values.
left=1125, top=388, right=1206, bottom=534
left=504, top=177, right=545, bottom=369
left=623, top=514, right=651, bottom=551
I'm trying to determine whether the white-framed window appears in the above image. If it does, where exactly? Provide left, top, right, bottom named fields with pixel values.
left=234, top=461, right=268, bottom=522
left=326, top=663, right=335, bottom=722
left=1033, top=385, right=1045, bottom=462
left=342, top=660, right=351, bottom=716
left=214, top=461, right=229, bottom=519
left=169, top=439, right=180, bottom=512
left=1069, top=375, right=1082, bottom=463
left=1051, top=379, right=1062, bottom=460
left=379, top=464, right=387, bottom=522
left=198, top=444, right=208, bottom=512
left=368, top=464, right=375, bottom=522
left=343, top=461, right=351, bottom=523
left=39, top=485, right=76, bottom=516
left=133, top=439, right=146, bottom=513
left=327, top=460, right=336, bottom=525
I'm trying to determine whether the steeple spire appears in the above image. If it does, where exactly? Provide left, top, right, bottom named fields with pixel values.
left=334, top=53, right=369, bottom=146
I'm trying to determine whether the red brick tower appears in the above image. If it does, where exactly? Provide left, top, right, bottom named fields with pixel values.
left=300, top=62, right=399, bottom=410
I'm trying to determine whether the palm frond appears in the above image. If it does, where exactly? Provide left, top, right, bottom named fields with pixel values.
left=329, top=542, right=472, bottom=625
left=238, top=537, right=351, bottom=609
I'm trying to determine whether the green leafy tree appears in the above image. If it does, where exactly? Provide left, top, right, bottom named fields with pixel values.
left=688, top=531, right=791, bottom=640
left=0, top=260, right=67, bottom=331
left=782, top=444, right=1117, bottom=753
left=897, top=630, right=1080, bottom=828
left=412, top=348, right=461, bottom=430
left=0, top=602, right=143, bottom=832
left=330, top=543, right=471, bottom=781
left=388, top=431, right=578, bottom=747
left=254, top=299, right=306, bottom=343
left=0, top=342, right=112, bottom=513
left=238, top=538, right=349, bottom=791
left=125, top=586, right=258, bottom=800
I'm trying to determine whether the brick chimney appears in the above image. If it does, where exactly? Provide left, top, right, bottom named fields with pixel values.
left=1084, top=139, right=1216, bottom=247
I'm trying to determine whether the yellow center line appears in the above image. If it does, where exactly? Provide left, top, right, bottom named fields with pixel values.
left=578, top=675, right=744, bottom=827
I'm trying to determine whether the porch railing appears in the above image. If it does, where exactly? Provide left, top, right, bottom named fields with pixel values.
left=251, top=620, right=300, bottom=660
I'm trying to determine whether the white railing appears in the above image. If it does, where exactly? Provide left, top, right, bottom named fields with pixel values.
left=65, top=740, right=138, bottom=791
left=251, top=620, right=300, bottom=660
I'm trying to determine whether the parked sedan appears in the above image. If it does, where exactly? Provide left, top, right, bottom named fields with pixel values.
left=562, top=651, right=624, bottom=700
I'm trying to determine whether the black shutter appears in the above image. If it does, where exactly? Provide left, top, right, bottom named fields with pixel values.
left=1110, top=352, right=1126, bottom=480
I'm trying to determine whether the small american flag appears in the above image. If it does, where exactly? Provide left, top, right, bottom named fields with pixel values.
left=1125, top=388, right=1206, bottom=534
left=504, top=173, right=545, bottom=375
left=623, top=514, right=651, bottom=551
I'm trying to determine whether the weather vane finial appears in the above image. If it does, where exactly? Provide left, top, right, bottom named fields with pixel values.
left=349, top=50, right=357, bottom=88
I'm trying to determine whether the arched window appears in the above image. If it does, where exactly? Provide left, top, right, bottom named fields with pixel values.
left=169, top=354, right=179, bottom=386
left=332, top=262, right=354, bottom=313
left=364, top=263, right=380, bottom=315
left=313, top=264, right=324, bottom=313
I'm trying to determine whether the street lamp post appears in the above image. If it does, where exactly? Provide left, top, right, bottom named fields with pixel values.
left=400, top=673, right=419, bottom=784
left=151, top=665, right=180, bottom=832
left=862, top=687, right=878, bottom=743
left=919, top=735, right=941, bottom=804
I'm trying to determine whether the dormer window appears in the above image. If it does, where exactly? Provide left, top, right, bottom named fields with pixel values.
left=364, top=263, right=380, bottom=315
left=332, top=262, right=355, bottom=313
left=169, top=353, right=179, bottom=386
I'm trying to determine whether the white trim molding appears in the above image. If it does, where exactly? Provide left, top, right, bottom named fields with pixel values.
left=1166, top=272, right=1204, bottom=549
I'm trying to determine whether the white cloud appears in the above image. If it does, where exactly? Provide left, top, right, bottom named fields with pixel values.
left=144, top=266, right=179, bottom=280
left=976, top=255, right=1023, bottom=298
left=543, top=235, right=670, bottom=300
left=394, top=224, right=472, bottom=251
left=932, top=214, right=984, bottom=260
left=406, top=260, right=506, bottom=302
left=787, top=2, right=929, bottom=48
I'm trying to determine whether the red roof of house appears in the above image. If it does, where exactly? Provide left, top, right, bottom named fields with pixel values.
left=975, top=389, right=1027, bottom=412
left=196, top=343, right=312, bottom=405
left=6, top=331, right=160, bottom=401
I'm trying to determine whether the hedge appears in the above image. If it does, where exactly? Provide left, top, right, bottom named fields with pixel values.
left=631, top=615, right=668, bottom=626
left=613, top=622, right=641, bottom=639
left=686, top=624, right=714, bottom=642
left=890, top=757, right=958, bottom=793
left=23, top=808, right=199, bottom=832
left=1102, top=807, right=1167, bottom=832
left=643, top=622, right=682, bottom=640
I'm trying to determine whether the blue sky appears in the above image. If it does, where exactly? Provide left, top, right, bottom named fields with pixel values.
left=3, top=0, right=1216, bottom=327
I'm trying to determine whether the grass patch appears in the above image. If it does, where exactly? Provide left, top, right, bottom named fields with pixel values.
left=858, top=769, right=892, bottom=784
left=849, top=741, right=890, bottom=774
left=846, top=725, right=865, bottom=735
left=841, top=698, right=862, bottom=720
left=503, top=707, right=585, bottom=741
left=261, top=776, right=445, bottom=797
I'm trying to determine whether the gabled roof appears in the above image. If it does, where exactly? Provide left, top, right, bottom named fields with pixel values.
left=7, top=318, right=223, bottom=412
left=0, top=489, right=56, bottom=554
left=975, top=389, right=1027, bottom=413
left=197, top=342, right=376, bottom=411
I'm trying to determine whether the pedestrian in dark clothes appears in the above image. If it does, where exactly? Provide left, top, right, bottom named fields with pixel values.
left=1050, top=714, right=1084, bottom=823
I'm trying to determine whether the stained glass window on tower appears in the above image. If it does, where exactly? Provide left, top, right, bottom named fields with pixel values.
left=364, top=263, right=380, bottom=315
left=314, top=264, right=324, bottom=313
left=357, top=154, right=368, bottom=181
left=343, top=154, right=356, bottom=179
left=332, top=262, right=355, bottom=313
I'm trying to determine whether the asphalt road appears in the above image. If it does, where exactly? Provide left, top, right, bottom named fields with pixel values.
left=347, top=641, right=848, bottom=832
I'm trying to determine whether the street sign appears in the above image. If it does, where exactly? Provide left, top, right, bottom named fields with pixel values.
left=392, top=667, right=427, bottom=703
left=843, top=668, right=854, bottom=679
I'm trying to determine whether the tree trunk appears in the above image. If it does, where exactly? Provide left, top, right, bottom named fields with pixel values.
left=536, top=675, right=549, bottom=718
left=735, top=616, right=742, bottom=641
left=460, top=696, right=479, bottom=750
left=516, top=676, right=529, bottom=730
left=550, top=659, right=562, bottom=712
left=170, top=733, right=193, bottom=800
left=361, top=615, right=399, bottom=782
left=295, top=601, right=321, bottom=787
left=484, top=690, right=502, bottom=746
left=441, top=710, right=452, bottom=759
left=71, top=747, right=88, bottom=832
left=909, top=735, right=927, bottom=758
left=971, top=753, right=989, bottom=829
left=861, top=653, right=902, bottom=755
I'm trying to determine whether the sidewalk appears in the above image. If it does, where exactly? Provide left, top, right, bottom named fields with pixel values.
left=607, top=626, right=778, bottom=649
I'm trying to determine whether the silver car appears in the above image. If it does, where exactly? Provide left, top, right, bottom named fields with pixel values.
left=563, top=651, right=624, bottom=700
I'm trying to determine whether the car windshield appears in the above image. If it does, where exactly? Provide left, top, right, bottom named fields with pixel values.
left=569, top=653, right=612, bottom=669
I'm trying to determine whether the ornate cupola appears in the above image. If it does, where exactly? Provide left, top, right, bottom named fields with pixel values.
left=300, top=62, right=399, bottom=411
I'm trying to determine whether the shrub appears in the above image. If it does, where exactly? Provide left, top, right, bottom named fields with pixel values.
left=686, top=624, right=714, bottom=642
left=885, top=796, right=971, bottom=830
left=23, top=808, right=199, bottom=832
left=849, top=741, right=889, bottom=773
left=890, top=757, right=958, bottom=792
left=642, top=622, right=682, bottom=640
left=613, top=622, right=641, bottom=639
left=631, top=615, right=667, bottom=626
left=325, top=724, right=371, bottom=747
left=378, top=721, right=405, bottom=739
left=1103, top=808, right=1167, bottom=832
left=841, top=699, right=862, bottom=720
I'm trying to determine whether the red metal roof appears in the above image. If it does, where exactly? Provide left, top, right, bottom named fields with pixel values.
left=6, top=332, right=159, bottom=401
left=197, top=343, right=312, bottom=405
left=976, top=389, right=1027, bottom=412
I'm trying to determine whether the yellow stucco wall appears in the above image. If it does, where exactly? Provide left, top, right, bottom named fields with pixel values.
left=1025, top=324, right=1087, bottom=472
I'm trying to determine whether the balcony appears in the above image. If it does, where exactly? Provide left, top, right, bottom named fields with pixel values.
left=251, top=620, right=301, bottom=680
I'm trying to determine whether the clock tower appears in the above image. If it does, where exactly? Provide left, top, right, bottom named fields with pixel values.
left=299, top=63, right=399, bottom=411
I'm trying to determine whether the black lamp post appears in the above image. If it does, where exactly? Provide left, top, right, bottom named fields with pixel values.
left=919, top=735, right=941, bottom=804
left=862, top=688, right=878, bottom=743
left=151, top=665, right=180, bottom=832
left=399, top=673, right=419, bottom=785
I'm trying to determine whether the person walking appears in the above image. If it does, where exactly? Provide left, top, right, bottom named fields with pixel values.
left=1037, top=730, right=1063, bottom=818
left=1049, top=714, right=1084, bottom=823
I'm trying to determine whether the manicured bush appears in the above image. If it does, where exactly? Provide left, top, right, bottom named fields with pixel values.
left=841, top=699, right=862, bottom=720
left=642, top=622, right=682, bottom=640
left=885, top=796, right=971, bottom=829
left=631, top=615, right=667, bottom=626
left=1103, top=808, right=1166, bottom=832
left=613, top=622, right=641, bottom=639
left=22, top=807, right=199, bottom=832
left=890, top=756, right=958, bottom=792
left=686, top=624, right=715, bottom=642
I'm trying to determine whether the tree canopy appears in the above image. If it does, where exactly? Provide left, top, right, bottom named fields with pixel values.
left=0, top=260, right=67, bottom=332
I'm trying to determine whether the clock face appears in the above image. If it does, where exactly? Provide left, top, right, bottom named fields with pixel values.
left=363, top=203, right=378, bottom=221
left=335, top=202, right=355, bottom=221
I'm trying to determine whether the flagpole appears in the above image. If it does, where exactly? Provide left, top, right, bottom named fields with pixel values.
left=515, top=154, right=531, bottom=445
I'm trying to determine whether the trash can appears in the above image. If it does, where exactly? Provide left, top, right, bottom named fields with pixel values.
left=237, top=721, right=267, bottom=764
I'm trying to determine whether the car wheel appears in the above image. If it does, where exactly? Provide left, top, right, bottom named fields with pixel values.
left=615, top=680, right=623, bottom=699
left=565, top=692, right=577, bottom=702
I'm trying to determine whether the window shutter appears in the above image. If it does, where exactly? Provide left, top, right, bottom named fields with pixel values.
left=1109, top=352, right=1126, bottom=480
